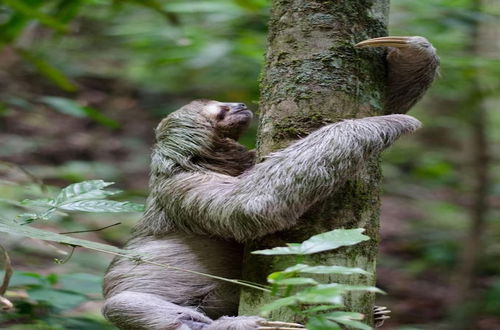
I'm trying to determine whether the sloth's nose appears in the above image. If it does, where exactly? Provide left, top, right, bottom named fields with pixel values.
left=234, top=103, right=247, bottom=111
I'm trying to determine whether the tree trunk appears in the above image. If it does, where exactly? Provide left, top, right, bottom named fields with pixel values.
left=239, top=0, right=390, bottom=326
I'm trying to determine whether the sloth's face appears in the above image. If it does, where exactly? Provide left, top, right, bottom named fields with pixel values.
left=203, top=101, right=253, bottom=140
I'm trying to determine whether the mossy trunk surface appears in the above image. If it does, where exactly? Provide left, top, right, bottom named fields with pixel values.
left=239, top=0, right=389, bottom=326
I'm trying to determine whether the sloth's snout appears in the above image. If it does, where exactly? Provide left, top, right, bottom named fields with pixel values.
left=229, top=103, right=248, bottom=112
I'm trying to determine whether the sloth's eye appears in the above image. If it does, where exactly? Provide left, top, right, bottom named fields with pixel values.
left=216, top=106, right=229, bottom=120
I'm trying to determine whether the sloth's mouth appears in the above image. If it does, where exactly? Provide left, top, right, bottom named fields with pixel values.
left=234, top=108, right=250, bottom=114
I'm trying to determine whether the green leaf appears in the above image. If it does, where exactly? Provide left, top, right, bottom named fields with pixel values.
left=53, top=0, right=86, bottom=23
left=282, top=264, right=370, bottom=276
left=306, top=316, right=342, bottom=330
left=40, top=97, right=120, bottom=128
left=270, top=277, right=318, bottom=286
left=80, top=106, right=121, bottom=128
left=302, top=305, right=342, bottom=314
left=58, top=200, right=144, bottom=213
left=293, top=284, right=345, bottom=305
left=4, top=271, right=47, bottom=287
left=252, top=243, right=304, bottom=255
left=16, top=213, right=41, bottom=223
left=252, top=229, right=370, bottom=255
left=54, top=180, right=114, bottom=204
left=315, top=283, right=384, bottom=295
left=325, top=311, right=364, bottom=320
left=16, top=49, right=77, bottom=92
left=324, top=312, right=371, bottom=330
left=2, top=0, right=68, bottom=32
left=0, top=218, right=128, bottom=255
left=58, top=273, right=103, bottom=296
left=284, top=283, right=382, bottom=306
left=259, top=296, right=297, bottom=315
left=0, top=0, right=45, bottom=47
left=40, top=96, right=88, bottom=117
left=27, top=287, right=87, bottom=311
left=21, top=198, right=56, bottom=208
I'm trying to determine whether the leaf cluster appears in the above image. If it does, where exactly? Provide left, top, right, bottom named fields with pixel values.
left=256, top=229, right=381, bottom=330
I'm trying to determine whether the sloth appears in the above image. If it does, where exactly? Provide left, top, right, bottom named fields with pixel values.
left=102, top=36, right=439, bottom=330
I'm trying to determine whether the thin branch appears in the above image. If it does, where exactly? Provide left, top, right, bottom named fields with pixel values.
left=87, top=246, right=272, bottom=293
left=0, top=244, right=14, bottom=311
left=59, top=222, right=121, bottom=235
left=54, top=245, right=76, bottom=264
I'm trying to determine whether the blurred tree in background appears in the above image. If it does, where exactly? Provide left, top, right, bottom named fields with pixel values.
left=0, top=0, right=499, bottom=329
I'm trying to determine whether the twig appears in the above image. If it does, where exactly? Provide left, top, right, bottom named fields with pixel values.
left=54, top=245, right=76, bottom=264
left=0, top=244, right=14, bottom=311
left=59, top=222, right=121, bottom=235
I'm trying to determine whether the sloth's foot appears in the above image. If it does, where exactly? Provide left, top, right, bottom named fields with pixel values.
left=257, top=320, right=305, bottom=330
left=374, top=305, right=391, bottom=328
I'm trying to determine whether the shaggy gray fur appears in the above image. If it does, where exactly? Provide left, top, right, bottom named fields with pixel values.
left=103, top=38, right=439, bottom=330
left=385, top=37, right=440, bottom=114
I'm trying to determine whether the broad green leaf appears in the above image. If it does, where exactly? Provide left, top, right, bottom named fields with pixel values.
left=58, top=200, right=144, bottom=213
left=282, top=264, right=370, bottom=276
left=40, top=97, right=120, bottom=128
left=21, top=198, right=55, bottom=207
left=27, top=287, right=87, bottom=311
left=3, top=271, right=47, bottom=287
left=270, top=277, right=318, bottom=286
left=16, top=213, right=41, bottom=223
left=259, top=296, right=297, bottom=315
left=325, top=312, right=371, bottom=330
left=293, top=285, right=345, bottom=305
left=54, top=180, right=114, bottom=204
left=297, top=229, right=370, bottom=254
left=0, top=218, right=127, bottom=255
left=53, top=0, right=85, bottom=23
left=325, top=311, right=364, bottom=320
left=306, top=316, right=342, bottom=330
left=252, top=243, right=303, bottom=255
left=16, top=49, right=77, bottom=92
left=58, top=273, right=103, bottom=296
left=253, top=229, right=370, bottom=255
left=40, top=96, right=89, bottom=118
left=324, top=284, right=384, bottom=294
left=80, top=106, right=120, bottom=128
left=287, top=283, right=381, bottom=306
left=267, top=270, right=296, bottom=282
left=302, top=305, right=342, bottom=314
left=0, top=12, right=29, bottom=47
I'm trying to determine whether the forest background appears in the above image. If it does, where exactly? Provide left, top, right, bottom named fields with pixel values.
left=0, top=0, right=499, bottom=329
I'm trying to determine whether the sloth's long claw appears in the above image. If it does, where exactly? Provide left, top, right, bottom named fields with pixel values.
left=257, top=320, right=305, bottom=329
left=355, top=36, right=412, bottom=49
left=374, top=305, right=391, bottom=328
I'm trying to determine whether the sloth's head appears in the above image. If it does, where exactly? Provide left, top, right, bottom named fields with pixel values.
left=156, top=99, right=253, bottom=142
left=153, top=99, right=255, bottom=175
left=198, top=100, right=253, bottom=139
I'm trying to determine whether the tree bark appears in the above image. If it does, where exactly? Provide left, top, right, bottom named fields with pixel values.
left=239, top=0, right=390, bottom=326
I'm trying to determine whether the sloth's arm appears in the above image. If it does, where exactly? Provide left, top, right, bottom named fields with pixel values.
left=161, top=114, right=420, bottom=242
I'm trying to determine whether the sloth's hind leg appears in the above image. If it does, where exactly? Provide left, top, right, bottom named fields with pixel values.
left=103, top=291, right=212, bottom=330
